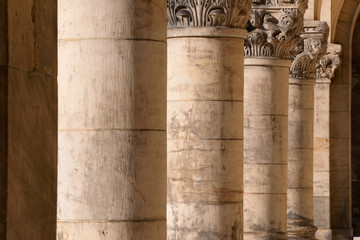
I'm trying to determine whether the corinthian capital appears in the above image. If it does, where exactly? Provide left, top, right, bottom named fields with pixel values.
left=289, top=21, right=329, bottom=79
left=167, top=0, right=252, bottom=28
left=315, top=43, right=342, bottom=80
left=244, top=0, right=308, bottom=58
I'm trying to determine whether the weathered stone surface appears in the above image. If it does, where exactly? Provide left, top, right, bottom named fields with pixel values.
left=244, top=194, right=287, bottom=240
left=244, top=115, right=288, bottom=164
left=58, top=130, right=166, bottom=220
left=313, top=80, right=331, bottom=239
left=167, top=22, right=247, bottom=238
left=57, top=221, right=166, bottom=240
left=167, top=0, right=252, bottom=28
left=287, top=79, right=317, bottom=240
left=59, top=0, right=167, bottom=41
left=290, top=21, right=329, bottom=79
left=167, top=202, right=243, bottom=239
left=58, top=40, right=166, bottom=130
left=244, top=59, right=290, bottom=240
left=167, top=39, right=244, bottom=102
left=58, top=0, right=167, bottom=239
left=245, top=0, right=308, bottom=58
left=312, top=44, right=341, bottom=238
left=316, top=44, right=341, bottom=80
left=287, top=20, right=329, bottom=240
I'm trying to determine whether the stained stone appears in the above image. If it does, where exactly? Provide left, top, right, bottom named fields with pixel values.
left=57, top=0, right=167, bottom=239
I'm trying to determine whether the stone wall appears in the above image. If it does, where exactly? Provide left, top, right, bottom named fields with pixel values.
left=0, top=0, right=57, bottom=239
left=352, top=68, right=360, bottom=235
left=0, top=1, right=8, bottom=238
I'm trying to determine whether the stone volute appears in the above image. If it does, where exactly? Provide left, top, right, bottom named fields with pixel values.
left=167, top=0, right=251, bottom=28
left=315, top=43, right=342, bottom=80
left=290, top=21, right=329, bottom=80
left=245, top=0, right=308, bottom=58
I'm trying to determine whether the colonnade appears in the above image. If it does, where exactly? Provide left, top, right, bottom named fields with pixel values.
left=57, top=0, right=342, bottom=240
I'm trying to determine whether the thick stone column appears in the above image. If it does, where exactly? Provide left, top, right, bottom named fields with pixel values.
left=313, top=44, right=341, bottom=240
left=243, top=1, right=307, bottom=239
left=57, top=1, right=167, bottom=239
left=167, top=1, right=251, bottom=239
left=287, top=21, right=328, bottom=240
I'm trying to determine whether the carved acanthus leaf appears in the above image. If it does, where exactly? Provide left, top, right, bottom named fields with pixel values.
left=289, top=21, right=329, bottom=79
left=244, top=0, right=308, bottom=58
left=167, top=0, right=252, bottom=28
left=315, top=43, right=342, bottom=80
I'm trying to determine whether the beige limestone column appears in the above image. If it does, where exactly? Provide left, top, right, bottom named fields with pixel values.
left=288, top=77, right=317, bottom=239
left=167, top=1, right=251, bottom=239
left=244, top=58, right=290, bottom=240
left=313, top=43, right=341, bottom=240
left=243, top=1, right=307, bottom=239
left=287, top=21, right=329, bottom=240
left=57, top=1, right=167, bottom=239
left=313, top=77, right=332, bottom=240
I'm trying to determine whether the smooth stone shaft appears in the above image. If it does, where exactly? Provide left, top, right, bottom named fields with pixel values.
left=57, top=1, right=167, bottom=239
left=287, top=78, right=317, bottom=239
left=244, top=58, right=290, bottom=240
left=313, top=79, right=332, bottom=240
left=167, top=29, right=245, bottom=240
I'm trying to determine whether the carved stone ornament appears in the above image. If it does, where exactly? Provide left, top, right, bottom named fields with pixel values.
left=167, top=0, right=252, bottom=28
left=244, top=0, right=308, bottom=58
left=315, top=43, right=342, bottom=80
left=289, top=21, right=329, bottom=79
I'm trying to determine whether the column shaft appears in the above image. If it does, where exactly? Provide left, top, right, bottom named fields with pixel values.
left=57, top=1, right=167, bottom=239
left=167, top=28, right=246, bottom=240
left=244, top=58, right=290, bottom=240
left=287, top=78, right=317, bottom=239
left=313, top=79, right=332, bottom=240
left=244, top=2, right=307, bottom=237
left=314, top=43, right=341, bottom=239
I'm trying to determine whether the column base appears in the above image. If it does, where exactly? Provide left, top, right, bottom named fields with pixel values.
left=244, top=231, right=287, bottom=240
left=288, top=219, right=318, bottom=240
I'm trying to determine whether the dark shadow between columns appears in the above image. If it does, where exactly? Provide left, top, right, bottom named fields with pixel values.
left=1, top=0, right=58, bottom=239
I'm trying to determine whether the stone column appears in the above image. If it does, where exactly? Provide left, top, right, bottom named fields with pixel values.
left=57, top=1, right=167, bottom=239
left=287, top=21, right=329, bottom=240
left=243, top=1, right=307, bottom=239
left=313, top=44, right=341, bottom=240
left=167, top=1, right=251, bottom=239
